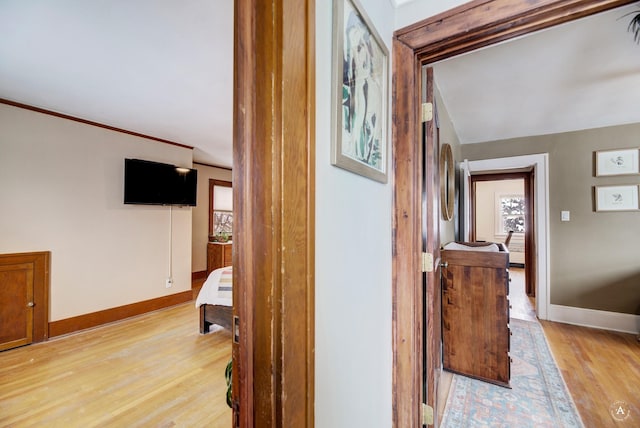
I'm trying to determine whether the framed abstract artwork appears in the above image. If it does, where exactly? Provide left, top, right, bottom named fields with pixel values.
left=332, top=0, right=389, bottom=183
left=595, top=148, right=640, bottom=176
left=594, top=185, right=640, bottom=212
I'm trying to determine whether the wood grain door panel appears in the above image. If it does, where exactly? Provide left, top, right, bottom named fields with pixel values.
left=0, top=263, right=34, bottom=351
left=0, top=252, right=49, bottom=350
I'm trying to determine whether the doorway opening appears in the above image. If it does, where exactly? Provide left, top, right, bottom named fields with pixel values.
left=391, top=1, right=616, bottom=424
left=470, top=170, right=535, bottom=299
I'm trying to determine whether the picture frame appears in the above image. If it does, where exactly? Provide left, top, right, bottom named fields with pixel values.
left=594, top=185, right=640, bottom=212
left=595, top=148, right=640, bottom=176
left=331, top=0, right=389, bottom=183
left=440, top=143, right=455, bottom=221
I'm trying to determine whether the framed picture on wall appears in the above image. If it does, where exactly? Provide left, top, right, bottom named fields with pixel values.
left=595, top=148, right=640, bottom=176
left=594, top=185, right=640, bottom=212
left=331, top=0, right=389, bottom=183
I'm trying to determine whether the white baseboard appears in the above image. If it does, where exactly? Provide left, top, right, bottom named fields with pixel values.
left=548, top=304, right=639, bottom=334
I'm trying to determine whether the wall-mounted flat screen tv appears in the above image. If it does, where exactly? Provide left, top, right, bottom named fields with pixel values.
left=124, top=158, right=197, bottom=206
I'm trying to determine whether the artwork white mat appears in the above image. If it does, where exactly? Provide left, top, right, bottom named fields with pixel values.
left=595, top=185, right=640, bottom=211
left=595, top=148, right=639, bottom=176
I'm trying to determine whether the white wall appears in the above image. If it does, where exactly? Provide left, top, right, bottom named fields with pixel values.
left=191, top=164, right=232, bottom=273
left=0, top=104, right=193, bottom=321
left=315, top=0, right=393, bottom=426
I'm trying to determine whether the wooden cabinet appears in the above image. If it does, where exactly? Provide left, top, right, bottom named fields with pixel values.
left=0, top=252, right=50, bottom=351
left=441, top=242, right=511, bottom=387
left=207, top=242, right=232, bottom=276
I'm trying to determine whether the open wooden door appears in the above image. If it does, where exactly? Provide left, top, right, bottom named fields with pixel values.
left=525, top=169, right=536, bottom=297
left=422, top=66, right=441, bottom=426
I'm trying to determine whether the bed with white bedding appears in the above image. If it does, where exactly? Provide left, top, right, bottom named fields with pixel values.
left=196, top=266, right=233, bottom=334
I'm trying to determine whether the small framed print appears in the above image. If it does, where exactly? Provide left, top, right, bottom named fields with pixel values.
left=594, top=185, right=640, bottom=212
left=331, top=0, right=389, bottom=183
left=595, top=148, right=640, bottom=176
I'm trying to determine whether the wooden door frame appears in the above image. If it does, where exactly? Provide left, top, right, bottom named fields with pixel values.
left=391, top=0, right=633, bottom=426
left=234, top=0, right=315, bottom=426
left=469, top=171, right=536, bottom=296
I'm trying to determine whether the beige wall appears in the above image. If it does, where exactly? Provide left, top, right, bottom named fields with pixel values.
left=0, top=103, right=193, bottom=321
left=462, top=123, right=640, bottom=315
left=474, top=179, right=525, bottom=264
left=191, top=164, right=232, bottom=273
left=435, top=81, right=461, bottom=245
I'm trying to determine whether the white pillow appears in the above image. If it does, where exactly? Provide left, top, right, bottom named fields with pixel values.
left=443, top=242, right=500, bottom=252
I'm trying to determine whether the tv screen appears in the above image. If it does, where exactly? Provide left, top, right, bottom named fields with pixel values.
left=124, top=158, right=197, bottom=206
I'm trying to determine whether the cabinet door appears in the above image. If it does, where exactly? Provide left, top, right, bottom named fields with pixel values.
left=223, top=244, right=232, bottom=267
left=208, top=243, right=233, bottom=275
left=0, top=263, right=34, bottom=351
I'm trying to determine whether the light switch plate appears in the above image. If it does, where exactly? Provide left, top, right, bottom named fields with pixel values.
left=561, top=211, right=570, bottom=221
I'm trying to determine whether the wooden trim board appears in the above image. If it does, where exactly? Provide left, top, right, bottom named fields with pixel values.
left=548, top=304, right=640, bottom=334
left=233, top=0, right=315, bottom=426
left=193, top=161, right=233, bottom=171
left=49, top=291, right=192, bottom=337
left=0, top=98, right=192, bottom=150
left=191, top=270, right=207, bottom=281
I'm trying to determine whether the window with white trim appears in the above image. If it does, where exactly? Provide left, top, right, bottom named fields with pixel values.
left=497, top=194, right=525, bottom=234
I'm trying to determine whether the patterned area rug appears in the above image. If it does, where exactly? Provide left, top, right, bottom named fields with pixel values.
left=441, top=318, right=584, bottom=428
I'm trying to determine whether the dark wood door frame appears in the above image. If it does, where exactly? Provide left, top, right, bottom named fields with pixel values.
left=391, top=0, right=632, bottom=426
left=234, top=0, right=315, bottom=426
left=470, top=171, right=536, bottom=296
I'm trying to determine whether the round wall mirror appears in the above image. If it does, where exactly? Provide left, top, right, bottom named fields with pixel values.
left=440, top=143, right=455, bottom=221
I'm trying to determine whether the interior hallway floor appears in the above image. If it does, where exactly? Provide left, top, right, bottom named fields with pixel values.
left=505, top=267, right=638, bottom=426
left=490, top=267, right=640, bottom=428
left=1, top=272, right=636, bottom=426
left=439, top=267, right=639, bottom=426
left=508, top=267, right=537, bottom=322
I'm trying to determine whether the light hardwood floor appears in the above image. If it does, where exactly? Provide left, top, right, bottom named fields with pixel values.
left=2, top=273, right=637, bottom=427
left=511, top=268, right=640, bottom=427
left=541, top=319, right=639, bottom=426
left=0, top=297, right=232, bottom=427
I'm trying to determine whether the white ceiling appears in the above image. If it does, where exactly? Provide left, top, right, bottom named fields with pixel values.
left=0, top=0, right=234, bottom=168
left=433, top=3, right=640, bottom=144
left=1, top=2, right=639, bottom=169
left=390, top=0, right=418, bottom=7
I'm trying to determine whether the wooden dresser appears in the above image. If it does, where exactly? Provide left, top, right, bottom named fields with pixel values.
left=441, top=242, right=511, bottom=387
left=207, top=242, right=232, bottom=276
